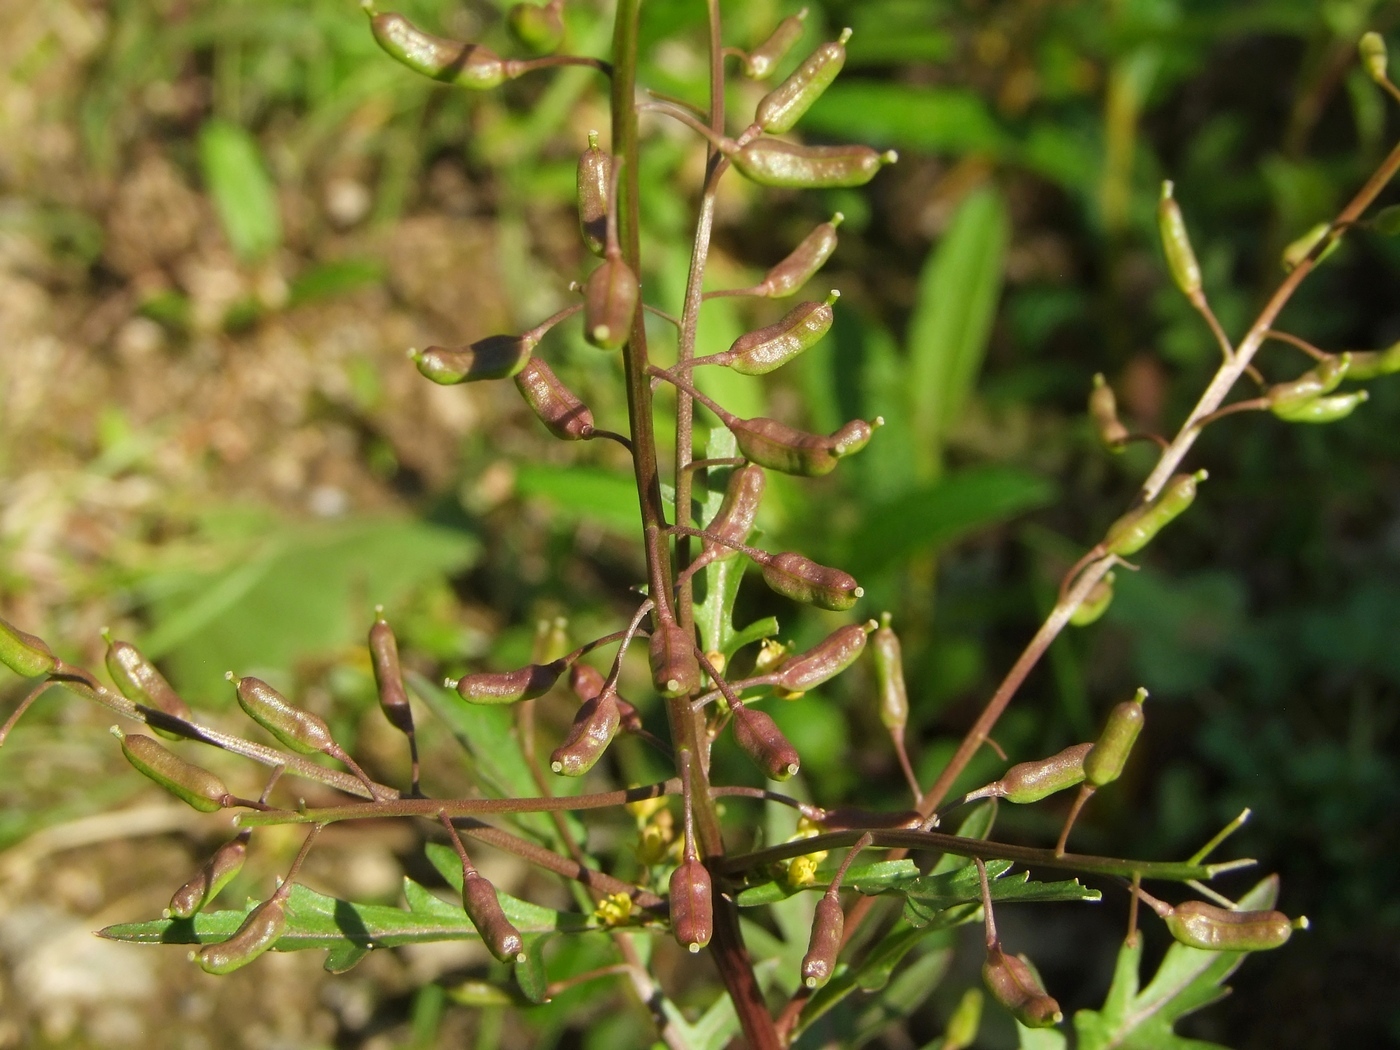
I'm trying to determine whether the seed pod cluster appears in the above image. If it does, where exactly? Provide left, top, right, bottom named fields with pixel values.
left=741, top=8, right=808, bottom=79
left=550, top=691, right=621, bottom=776
left=773, top=621, right=873, bottom=696
left=366, top=7, right=508, bottom=89
left=115, top=729, right=230, bottom=813
left=463, top=871, right=526, bottom=962
left=668, top=856, right=713, bottom=953
left=800, top=893, right=844, bottom=988
left=756, top=214, right=843, bottom=298
left=754, top=28, right=852, bottom=133
left=451, top=661, right=565, bottom=705
left=1084, top=688, right=1147, bottom=787
left=103, top=631, right=193, bottom=730
left=0, top=615, right=57, bottom=678
left=169, top=834, right=249, bottom=919
left=515, top=358, right=596, bottom=439
left=732, top=415, right=878, bottom=476
left=412, top=335, right=535, bottom=385
left=760, top=551, right=863, bottom=611
left=731, top=703, right=800, bottom=780
left=982, top=946, right=1062, bottom=1028
left=711, top=292, right=838, bottom=375
left=196, top=896, right=287, bottom=974
left=1103, top=470, right=1206, bottom=557
left=731, top=139, right=898, bottom=189
left=231, top=675, right=338, bottom=756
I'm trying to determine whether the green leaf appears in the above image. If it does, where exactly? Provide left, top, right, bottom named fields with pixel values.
left=853, top=947, right=954, bottom=1045
left=1018, top=1024, right=1069, bottom=1050
left=324, top=943, right=370, bottom=974
left=515, top=463, right=641, bottom=535
left=903, top=861, right=1100, bottom=926
left=735, top=858, right=922, bottom=906
left=661, top=987, right=742, bottom=1050
left=288, top=258, right=386, bottom=307
left=515, top=932, right=554, bottom=1004
left=197, top=119, right=282, bottom=263
left=803, top=84, right=1009, bottom=156
left=933, top=800, right=997, bottom=874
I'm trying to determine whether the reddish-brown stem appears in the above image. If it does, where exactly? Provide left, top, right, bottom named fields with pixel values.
left=1055, top=783, right=1096, bottom=856
left=0, top=679, right=59, bottom=745
left=1263, top=328, right=1329, bottom=360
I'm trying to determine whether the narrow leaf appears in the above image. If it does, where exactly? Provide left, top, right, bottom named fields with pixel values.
left=197, top=119, right=282, bottom=263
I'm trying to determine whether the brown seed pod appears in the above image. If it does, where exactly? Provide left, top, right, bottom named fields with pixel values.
left=232, top=675, right=338, bottom=757
left=715, top=292, right=838, bottom=375
left=985, top=743, right=1093, bottom=804
left=412, top=335, right=534, bottom=384
left=576, top=131, right=611, bottom=257
left=731, top=703, right=800, bottom=780
left=463, top=871, right=526, bottom=963
left=583, top=256, right=640, bottom=351
left=116, top=729, right=231, bottom=813
left=732, top=415, right=877, bottom=476
left=1163, top=900, right=1303, bottom=952
left=668, top=856, right=713, bottom=953
left=760, top=551, right=863, bottom=611
left=550, top=691, right=622, bottom=776
left=800, top=893, right=845, bottom=988
left=0, top=615, right=57, bottom=678
left=168, top=833, right=249, bottom=919
left=756, top=214, right=843, bottom=298
left=773, top=621, right=873, bottom=694
left=451, top=661, right=565, bottom=705
left=514, top=358, right=596, bottom=440
left=367, top=9, right=507, bottom=89
left=731, top=139, right=897, bottom=189
left=196, top=896, right=287, bottom=975
left=649, top=620, right=702, bottom=698
left=697, top=464, right=766, bottom=568
left=983, top=946, right=1062, bottom=1028
left=368, top=615, right=414, bottom=735
left=569, top=663, right=644, bottom=735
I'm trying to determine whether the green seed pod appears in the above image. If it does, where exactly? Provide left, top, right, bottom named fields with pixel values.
left=514, top=358, right=596, bottom=440
left=168, top=833, right=249, bottom=919
left=103, top=631, right=193, bottom=729
left=450, top=661, right=565, bottom=705
left=1281, top=222, right=1340, bottom=272
left=1360, top=31, right=1388, bottom=83
left=755, top=29, right=852, bottom=133
left=583, top=256, right=640, bottom=351
left=871, top=614, right=908, bottom=733
left=0, top=615, right=57, bottom=678
left=732, top=415, right=878, bottom=476
left=761, top=551, right=863, bottom=611
left=1157, top=181, right=1203, bottom=304
left=1089, top=374, right=1129, bottom=451
left=1271, top=390, right=1368, bottom=424
left=649, top=621, right=702, bottom=698
left=1341, top=340, right=1400, bottom=380
left=577, top=132, right=611, bottom=257
left=196, top=896, right=286, bottom=974
left=550, top=691, right=621, bottom=776
left=669, top=856, right=713, bottom=952
left=731, top=703, right=801, bottom=780
left=411, top=335, right=534, bottom=385
left=1266, top=352, right=1351, bottom=412
left=1103, top=470, right=1207, bottom=557
left=232, top=675, right=337, bottom=756
left=115, top=729, right=230, bottom=813
left=1084, top=688, right=1147, bottom=787
left=366, top=8, right=507, bottom=89
left=368, top=615, right=414, bottom=736
left=982, top=946, right=1062, bottom=1028
left=774, top=621, right=873, bottom=694
left=463, top=871, right=526, bottom=962
left=719, top=292, right=838, bottom=375
left=1163, top=900, right=1306, bottom=952
left=506, top=1, right=564, bottom=56
left=991, top=743, right=1092, bottom=804
left=1069, top=572, right=1115, bottom=627
left=701, top=464, right=766, bottom=565
left=731, top=139, right=898, bottom=189
left=756, top=213, right=843, bottom=298
left=800, top=893, right=844, bottom=988
left=742, top=8, right=808, bottom=79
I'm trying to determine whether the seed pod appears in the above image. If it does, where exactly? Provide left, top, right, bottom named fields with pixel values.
left=1103, top=470, right=1207, bottom=557
left=569, top=663, right=645, bottom=736
left=196, top=897, right=286, bottom=974
left=411, top=335, right=534, bottom=385
left=733, top=415, right=878, bottom=476
left=1266, top=352, right=1351, bottom=412
left=366, top=8, right=508, bottom=89
left=514, top=358, right=596, bottom=440
left=701, top=464, right=766, bottom=564
left=1341, top=340, right=1400, bottom=380
left=1084, top=688, right=1147, bottom=787
left=1089, top=374, right=1130, bottom=451
left=1163, top=900, right=1305, bottom=952
left=731, top=139, right=898, bottom=189
left=757, top=213, right=843, bottom=298
left=1157, top=181, right=1203, bottom=305
left=871, top=614, right=907, bottom=734
left=731, top=703, right=800, bottom=780
left=982, top=946, right=1062, bottom=1028
left=1271, top=390, right=1368, bottom=424
left=451, top=661, right=565, bottom=705
left=990, top=743, right=1092, bottom=804
left=669, top=856, right=713, bottom=952
left=550, top=691, right=621, bottom=776
left=506, top=0, right=564, bottom=55
left=463, top=871, right=526, bottom=962
left=800, top=893, right=844, bottom=988
left=649, top=621, right=702, bottom=698
left=103, top=631, right=193, bottom=727
left=168, top=834, right=249, bottom=919
left=368, top=615, right=414, bottom=735
left=115, top=729, right=230, bottom=812
left=1069, top=572, right=1115, bottom=627
left=1360, top=31, right=1388, bottom=83
left=583, top=256, right=640, bottom=351
left=742, top=8, right=808, bottom=79
left=1281, top=222, right=1340, bottom=272
left=774, top=622, right=872, bottom=694
left=816, top=806, right=923, bottom=831
left=761, top=551, right=863, bottom=611
left=0, top=615, right=57, bottom=678
left=756, top=29, right=851, bottom=133
left=577, top=132, right=611, bottom=257
left=232, top=675, right=336, bottom=756
left=719, top=292, right=838, bottom=375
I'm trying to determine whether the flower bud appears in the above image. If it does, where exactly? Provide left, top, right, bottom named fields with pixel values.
left=450, top=661, right=565, bottom=705
left=103, top=631, right=193, bottom=728
left=196, top=897, right=286, bottom=974
left=231, top=675, right=337, bottom=756
left=800, top=893, right=844, bottom=988
left=168, top=834, right=249, bottom=919
left=731, top=139, right=897, bottom=189
left=668, top=856, right=713, bottom=952
left=411, top=335, right=534, bottom=384
left=760, top=551, right=863, bottom=611
left=115, top=729, right=230, bottom=813
left=1103, top=470, right=1207, bottom=557
left=1271, top=390, right=1368, bottom=424
left=649, top=621, right=702, bottom=698
left=1088, top=374, right=1129, bottom=451
left=756, top=214, right=843, bottom=298
left=1084, top=688, right=1147, bottom=787
left=700, top=464, right=766, bottom=566
left=368, top=615, right=414, bottom=735
left=0, top=615, right=56, bottom=678
left=514, top=358, right=596, bottom=440
left=577, top=132, right=611, bottom=257
left=366, top=7, right=507, bottom=89
left=550, top=691, right=621, bottom=776
left=507, top=1, right=564, bottom=55
left=732, top=415, right=878, bottom=476
left=986, top=743, right=1092, bottom=804
left=774, top=621, right=873, bottom=695
left=983, top=946, right=1062, bottom=1028
left=731, top=703, right=800, bottom=780
left=463, top=871, right=526, bottom=962
left=870, top=614, right=908, bottom=733
left=1069, top=572, right=1115, bottom=627
left=755, top=29, right=851, bottom=133
left=583, top=256, right=640, bottom=351
left=1157, top=181, right=1203, bottom=305
left=1360, top=31, right=1388, bottom=83
left=1163, top=900, right=1306, bottom=952
left=717, top=292, right=838, bottom=375
left=742, top=8, right=808, bottom=79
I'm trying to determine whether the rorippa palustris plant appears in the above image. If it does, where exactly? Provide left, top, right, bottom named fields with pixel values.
left=4, top=8, right=1400, bottom=1048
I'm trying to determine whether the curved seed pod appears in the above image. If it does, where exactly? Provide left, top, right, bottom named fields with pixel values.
left=103, top=631, right=193, bottom=727
left=871, top=614, right=907, bottom=733
left=800, top=893, right=844, bottom=988
left=550, top=691, right=621, bottom=776
left=755, top=29, right=851, bottom=133
left=577, top=132, right=611, bottom=256
left=761, top=551, right=863, bottom=611
left=0, top=615, right=57, bottom=678
left=1157, top=181, right=1203, bottom=304
left=168, top=834, right=249, bottom=919
left=1103, top=470, right=1207, bottom=557
left=451, top=661, right=564, bottom=705
left=731, top=139, right=898, bottom=189
left=988, top=743, right=1092, bottom=804
left=506, top=1, right=564, bottom=55
left=514, top=358, right=596, bottom=440
left=1069, top=572, right=1115, bottom=627
left=742, top=8, right=808, bottom=79
left=583, top=256, right=640, bottom=350
left=816, top=806, right=923, bottom=831
left=731, top=703, right=801, bottom=780
left=115, top=729, right=230, bottom=812
left=649, top=621, right=702, bottom=698
left=983, top=946, right=1062, bottom=1028
left=757, top=213, right=843, bottom=298
left=1089, top=374, right=1130, bottom=451
left=570, top=664, right=645, bottom=736
left=411, top=335, right=534, bottom=385
left=366, top=8, right=508, bottom=89
left=1266, top=352, right=1351, bottom=412
left=720, top=292, right=838, bottom=375
left=1360, top=31, right=1388, bottom=84
left=196, top=896, right=287, bottom=974
left=702, top=464, right=766, bottom=563
left=463, top=871, right=526, bottom=962
left=774, top=621, right=873, bottom=694
left=668, top=856, right=713, bottom=952
left=1271, top=390, right=1368, bottom=423
left=368, top=615, right=414, bottom=735
left=1281, top=222, right=1340, bottom=272
left=1341, top=340, right=1400, bottom=380
left=232, top=675, right=336, bottom=756
left=1084, top=688, right=1147, bottom=787
left=733, top=416, right=878, bottom=476
left=1163, top=900, right=1306, bottom=952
